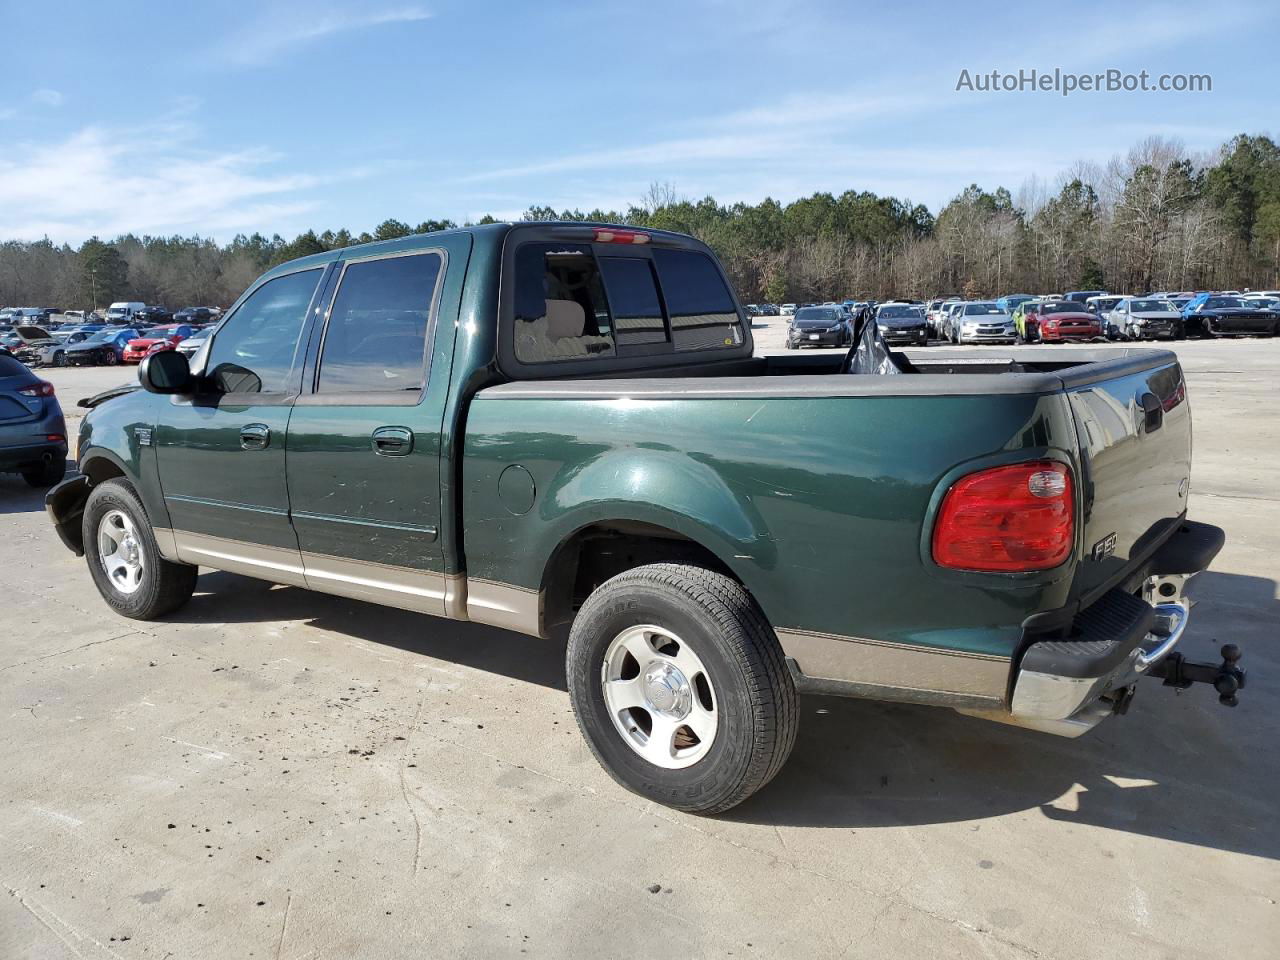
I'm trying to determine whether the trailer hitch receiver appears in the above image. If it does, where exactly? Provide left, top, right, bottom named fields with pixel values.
left=1146, top=643, right=1246, bottom=706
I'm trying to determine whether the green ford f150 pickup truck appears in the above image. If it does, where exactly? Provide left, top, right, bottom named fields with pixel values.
left=47, top=222, right=1240, bottom=813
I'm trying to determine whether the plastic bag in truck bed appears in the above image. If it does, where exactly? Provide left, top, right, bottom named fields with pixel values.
left=845, top=317, right=906, bottom=375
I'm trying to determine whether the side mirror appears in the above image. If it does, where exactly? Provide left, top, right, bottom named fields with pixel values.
left=139, top=350, right=193, bottom=394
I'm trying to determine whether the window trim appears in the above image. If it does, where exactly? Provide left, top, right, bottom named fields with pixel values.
left=298, top=247, right=448, bottom=407
left=496, top=225, right=752, bottom=379
left=199, top=264, right=329, bottom=402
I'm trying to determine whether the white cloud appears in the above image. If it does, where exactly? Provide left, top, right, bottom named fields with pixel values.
left=0, top=125, right=333, bottom=242
left=217, top=5, right=432, bottom=66
left=32, top=88, right=64, bottom=107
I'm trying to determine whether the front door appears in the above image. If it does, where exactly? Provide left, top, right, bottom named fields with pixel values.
left=155, top=266, right=327, bottom=585
left=286, top=242, right=464, bottom=613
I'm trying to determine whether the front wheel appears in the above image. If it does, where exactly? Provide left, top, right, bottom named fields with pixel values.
left=83, top=479, right=197, bottom=619
left=566, top=563, right=798, bottom=814
left=103, top=350, right=119, bottom=366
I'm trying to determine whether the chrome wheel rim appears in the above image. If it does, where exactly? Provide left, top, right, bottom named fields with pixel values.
left=601, top=625, right=717, bottom=769
left=97, top=509, right=145, bottom=594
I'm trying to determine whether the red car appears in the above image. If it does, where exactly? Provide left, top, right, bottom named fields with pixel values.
left=1035, top=302, right=1103, bottom=343
left=121, top=324, right=196, bottom=363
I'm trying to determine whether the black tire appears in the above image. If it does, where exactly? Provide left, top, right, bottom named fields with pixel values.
left=22, top=457, right=66, bottom=488
left=82, top=478, right=197, bottom=620
left=52, top=351, right=65, bottom=367
left=103, top=349, right=119, bottom=366
left=566, top=563, right=798, bottom=814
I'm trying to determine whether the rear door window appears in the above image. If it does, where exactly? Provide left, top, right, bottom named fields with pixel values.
left=317, top=253, right=443, bottom=394
left=652, top=248, right=744, bottom=352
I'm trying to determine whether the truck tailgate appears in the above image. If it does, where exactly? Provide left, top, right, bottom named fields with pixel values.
left=1063, top=356, right=1191, bottom=598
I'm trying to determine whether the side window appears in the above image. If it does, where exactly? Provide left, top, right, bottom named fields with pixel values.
left=598, top=258, right=667, bottom=346
left=652, top=248, right=744, bottom=352
left=513, top=243, right=616, bottom=363
left=206, top=269, right=321, bottom=394
left=317, top=253, right=442, bottom=394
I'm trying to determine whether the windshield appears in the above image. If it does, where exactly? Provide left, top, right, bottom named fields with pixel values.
left=794, top=307, right=840, bottom=322
left=1040, top=302, right=1081, bottom=315
left=1130, top=300, right=1172, bottom=312
left=963, top=303, right=1003, bottom=315
left=84, top=331, right=114, bottom=343
left=1205, top=297, right=1243, bottom=309
left=140, top=328, right=171, bottom=337
left=877, top=305, right=921, bottom=319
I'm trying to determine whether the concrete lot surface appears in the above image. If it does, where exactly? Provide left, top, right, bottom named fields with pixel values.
left=3, top=340, right=1278, bottom=959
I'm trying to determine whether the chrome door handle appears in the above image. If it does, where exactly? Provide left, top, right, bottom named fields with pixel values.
left=372, top=426, right=413, bottom=457
left=240, top=423, right=270, bottom=450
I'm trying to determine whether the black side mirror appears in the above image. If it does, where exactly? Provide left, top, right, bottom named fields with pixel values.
left=139, top=350, right=193, bottom=394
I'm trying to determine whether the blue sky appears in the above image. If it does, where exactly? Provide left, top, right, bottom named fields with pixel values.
left=1, top=0, right=1276, bottom=242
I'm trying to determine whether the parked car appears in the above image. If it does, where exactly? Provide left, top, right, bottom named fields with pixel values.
left=940, top=301, right=966, bottom=342
left=1, top=325, right=58, bottom=364
left=102, top=301, right=146, bottom=326
left=950, top=301, right=1014, bottom=344
left=1184, top=295, right=1279, bottom=338
left=785, top=305, right=850, bottom=348
left=133, top=305, right=173, bottom=325
left=1034, top=301, right=1104, bottom=342
left=64, top=327, right=141, bottom=366
left=37, top=330, right=94, bottom=367
left=0, top=349, right=67, bottom=487
left=174, top=327, right=212, bottom=360
left=1112, top=298, right=1184, bottom=340
left=995, top=294, right=1035, bottom=316
left=1011, top=300, right=1042, bottom=342
left=122, top=324, right=196, bottom=363
left=1084, top=295, right=1126, bottom=338
left=1064, top=289, right=1106, bottom=304
left=875, top=303, right=929, bottom=345
left=46, top=222, right=1237, bottom=814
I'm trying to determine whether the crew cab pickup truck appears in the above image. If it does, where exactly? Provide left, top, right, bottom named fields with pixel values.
left=46, top=223, right=1238, bottom=814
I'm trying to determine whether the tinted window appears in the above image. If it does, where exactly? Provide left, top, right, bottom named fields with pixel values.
left=795, top=307, right=840, bottom=321
left=1129, top=300, right=1171, bottom=312
left=1040, top=302, right=1078, bottom=314
left=599, top=258, right=667, bottom=346
left=513, top=243, right=616, bottom=364
left=964, top=303, right=1002, bottom=314
left=317, top=253, right=442, bottom=394
left=1205, top=297, right=1241, bottom=308
left=652, top=248, right=744, bottom=352
left=876, top=305, right=920, bottom=319
left=206, top=268, right=320, bottom=394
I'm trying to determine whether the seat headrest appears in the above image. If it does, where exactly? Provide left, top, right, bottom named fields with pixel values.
left=544, top=299, right=585, bottom=339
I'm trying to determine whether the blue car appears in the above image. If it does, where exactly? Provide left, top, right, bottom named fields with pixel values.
left=64, top=327, right=141, bottom=366
left=0, top=349, right=68, bottom=487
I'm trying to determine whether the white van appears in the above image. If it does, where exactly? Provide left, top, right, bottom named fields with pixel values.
left=104, top=301, right=146, bottom=325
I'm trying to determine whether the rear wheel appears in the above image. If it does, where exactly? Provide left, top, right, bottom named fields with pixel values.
left=566, top=563, right=798, bottom=814
left=82, top=479, right=197, bottom=619
left=103, top=349, right=119, bottom=366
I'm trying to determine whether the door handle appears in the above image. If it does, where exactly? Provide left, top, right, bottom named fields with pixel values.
left=240, top=423, right=271, bottom=450
left=372, top=426, right=414, bottom=457
left=1139, top=392, right=1163, bottom=433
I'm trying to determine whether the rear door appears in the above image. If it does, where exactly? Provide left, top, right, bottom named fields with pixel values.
left=286, top=237, right=468, bottom=613
left=1064, top=356, right=1192, bottom=598
left=155, top=266, right=327, bottom=584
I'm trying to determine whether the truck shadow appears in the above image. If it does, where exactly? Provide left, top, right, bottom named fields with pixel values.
left=0, top=463, right=73, bottom=513
left=174, top=568, right=1276, bottom=861
left=731, top=568, right=1279, bottom=861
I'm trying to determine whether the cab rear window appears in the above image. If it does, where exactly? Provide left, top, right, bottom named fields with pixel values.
left=511, top=242, right=743, bottom=365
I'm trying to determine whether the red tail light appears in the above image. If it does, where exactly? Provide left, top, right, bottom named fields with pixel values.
left=932, top=461, right=1074, bottom=572
left=593, top=228, right=650, bottom=245
left=18, top=381, right=55, bottom=398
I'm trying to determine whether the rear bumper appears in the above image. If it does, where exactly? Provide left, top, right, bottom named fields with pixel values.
left=981, top=520, right=1224, bottom=736
left=0, top=439, right=68, bottom=472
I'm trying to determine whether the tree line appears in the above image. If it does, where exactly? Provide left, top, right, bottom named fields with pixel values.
left=3, top=133, right=1279, bottom=312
